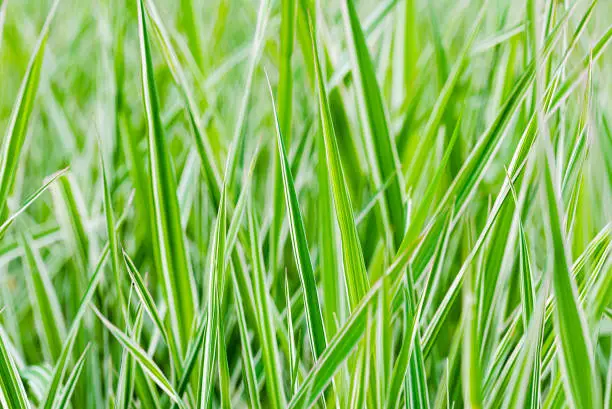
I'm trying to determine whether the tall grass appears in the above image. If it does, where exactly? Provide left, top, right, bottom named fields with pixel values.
left=0, top=0, right=611, bottom=408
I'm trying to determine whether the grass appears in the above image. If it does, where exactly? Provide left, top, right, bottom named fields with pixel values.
left=0, top=0, right=611, bottom=408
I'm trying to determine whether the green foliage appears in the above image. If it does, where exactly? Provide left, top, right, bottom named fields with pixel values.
left=0, top=0, right=611, bottom=408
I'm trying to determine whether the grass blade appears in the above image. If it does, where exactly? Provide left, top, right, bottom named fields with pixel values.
left=136, top=0, right=197, bottom=355
left=310, top=13, right=369, bottom=309
left=268, top=76, right=327, bottom=358
left=0, top=0, right=59, bottom=214
left=0, top=327, right=31, bottom=409
left=341, top=0, right=405, bottom=248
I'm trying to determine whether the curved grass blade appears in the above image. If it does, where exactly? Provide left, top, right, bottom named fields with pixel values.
left=143, top=0, right=222, bottom=206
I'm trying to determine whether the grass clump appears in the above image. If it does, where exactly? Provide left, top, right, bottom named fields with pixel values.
left=0, top=0, right=611, bottom=408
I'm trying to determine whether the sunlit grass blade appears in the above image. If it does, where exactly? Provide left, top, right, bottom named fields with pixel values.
left=268, top=76, right=327, bottom=358
left=137, top=0, right=197, bottom=355
left=310, top=13, right=369, bottom=309
left=541, top=142, right=601, bottom=409
left=340, top=0, right=405, bottom=248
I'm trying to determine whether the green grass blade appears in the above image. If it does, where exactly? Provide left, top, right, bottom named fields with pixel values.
left=0, top=0, right=59, bottom=214
left=137, top=0, right=197, bottom=355
left=310, top=14, right=369, bottom=309
left=115, top=309, right=143, bottom=409
left=217, top=291, right=231, bottom=409
left=232, top=276, right=262, bottom=409
left=340, top=0, right=405, bottom=248
left=0, top=327, right=31, bottom=409
left=542, top=147, right=601, bottom=409
left=0, top=168, right=68, bottom=238
left=287, top=274, right=386, bottom=409
left=92, top=306, right=184, bottom=407
left=143, top=0, right=222, bottom=206
left=268, top=76, right=327, bottom=358
left=269, top=0, right=297, bottom=281
left=52, top=345, right=89, bottom=409
left=19, top=228, right=66, bottom=362
left=98, top=140, right=126, bottom=320
left=123, top=250, right=181, bottom=373
left=247, top=204, right=286, bottom=409
left=199, top=186, right=226, bottom=409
